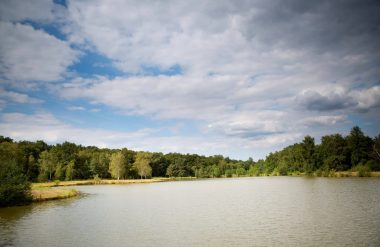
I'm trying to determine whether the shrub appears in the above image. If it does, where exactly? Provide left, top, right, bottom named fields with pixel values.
left=0, top=160, right=32, bottom=207
left=93, top=174, right=101, bottom=184
left=225, top=170, right=233, bottom=178
left=354, top=164, right=371, bottom=177
left=315, top=169, right=322, bottom=177
left=328, top=169, right=337, bottom=177
left=366, top=160, right=380, bottom=171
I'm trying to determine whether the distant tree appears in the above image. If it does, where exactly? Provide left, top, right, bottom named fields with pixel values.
left=65, top=160, right=75, bottom=181
left=166, top=163, right=175, bottom=177
left=0, top=159, right=32, bottom=207
left=90, top=152, right=111, bottom=178
left=134, top=152, right=152, bottom=179
left=212, top=166, right=221, bottom=178
left=347, top=126, right=372, bottom=166
left=109, top=152, right=126, bottom=180
left=38, top=150, right=56, bottom=181
left=165, top=158, right=187, bottom=177
left=236, top=167, right=246, bottom=177
left=0, top=142, right=31, bottom=207
left=150, top=152, right=169, bottom=177
left=301, top=136, right=315, bottom=175
left=0, top=136, right=13, bottom=143
left=319, top=134, right=349, bottom=170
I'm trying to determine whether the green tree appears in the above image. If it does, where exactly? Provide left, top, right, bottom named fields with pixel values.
left=134, top=152, right=152, bottom=179
left=0, top=159, right=32, bottom=207
left=301, top=136, right=315, bottom=175
left=65, top=160, right=75, bottom=181
left=212, top=166, right=221, bottom=178
left=38, top=150, right=56, bottom=181
left=109, top=151, right=126, bottom=180
left=319, top=134, right=349, bottom=170
left=0, top=142, right=31, bottom=207
left=347, top=126, right=372, bottom=166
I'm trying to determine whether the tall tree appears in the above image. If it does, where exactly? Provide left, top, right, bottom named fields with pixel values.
left=319, top=134, right=349, bottom=170
left=301, top=136, right=315, bottom=174
left=0, top=141, right=32, bottom=206
left=347, top=126, right=372, bottom=166
left=134, top=152, right=152, bottom=179
left=38, top=150, right=56, bottom=181
left=109, top=151, right=126, bottom=180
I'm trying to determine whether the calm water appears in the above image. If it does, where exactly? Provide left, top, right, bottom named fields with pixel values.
left=1, top=177, right=380, bottom=247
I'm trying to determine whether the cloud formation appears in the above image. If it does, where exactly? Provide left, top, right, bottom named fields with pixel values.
left=0, top=0, right=379, bottom=159
left=0, top=22, right=77, bottom=82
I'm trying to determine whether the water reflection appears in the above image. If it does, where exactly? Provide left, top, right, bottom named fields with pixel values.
left=0, top=196, right=79, bottom=246
left=0, top=178, right=380, bottom=247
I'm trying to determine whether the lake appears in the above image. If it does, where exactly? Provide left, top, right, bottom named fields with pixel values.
left=1, top=177, right=380, bottom=246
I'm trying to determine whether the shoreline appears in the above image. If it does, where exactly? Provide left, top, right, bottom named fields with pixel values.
left=32, top=177, right=196, bottom=188
left=22, top=173, right=380, bottom=204
left=31, top=188, right=79, bottom=202
left=32, top=171, right=380, bottom=189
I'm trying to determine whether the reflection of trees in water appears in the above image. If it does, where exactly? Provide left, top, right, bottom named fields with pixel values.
left=0, top=197, right=78, bottom=246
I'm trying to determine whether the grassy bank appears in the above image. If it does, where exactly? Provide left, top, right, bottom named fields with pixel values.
left=31, top=172, right=380, bottom=194
left=31, top=186, right=78, bottom=202
left=32, top=177, right=196, bottom=188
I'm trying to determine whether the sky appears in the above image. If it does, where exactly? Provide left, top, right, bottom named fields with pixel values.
left=0, top=0, right=379, bottom=160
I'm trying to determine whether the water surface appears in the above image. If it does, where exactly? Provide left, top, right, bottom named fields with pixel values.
left=1, top=177, right=380, bottom=246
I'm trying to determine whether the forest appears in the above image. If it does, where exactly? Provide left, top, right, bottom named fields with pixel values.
left=1, top=126, right=380, bottom=206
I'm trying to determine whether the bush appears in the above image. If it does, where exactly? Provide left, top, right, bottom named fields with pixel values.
left=354, top=164, right=371, bottom=177
left=93, top=174, right=101, bottom=184
left=0, top=160, right=32, bottom=207
left=225, top=170, right=233, bottom=178
left=315, top=169, right=322, bottom=177
left=366, top=160, right=380, bottom=171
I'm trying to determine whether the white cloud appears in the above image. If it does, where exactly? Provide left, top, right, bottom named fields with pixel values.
left=0, top=22, right=77, bottom=82
left=1, top=1, right=379, bottom=158
left=301, top=115, right=347, bottom=126
left=67, top=106, right=86, bottom=111
left=0, top=89, right=43, bottom=104
left=353, top=86, right=380, bottom=111
left=0, top=0, right=60, bottom=22
left=0, top=111, right=290, bottom=159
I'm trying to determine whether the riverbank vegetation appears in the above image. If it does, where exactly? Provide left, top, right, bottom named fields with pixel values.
left=31, top=187, right=78, bottom=202
left=1, top=126, right=380, bottom=206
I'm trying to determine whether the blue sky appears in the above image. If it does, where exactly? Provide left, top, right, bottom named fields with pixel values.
left=0, top=0, right=379, bottom=160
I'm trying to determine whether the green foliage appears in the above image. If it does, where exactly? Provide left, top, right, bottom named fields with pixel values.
left=93, top=174, right=101, bottom=184
left=109, top=151, right=126, bottom=180
left=235, top=167, right=246, bottom=177
left=0, top=125, right=378, bottom=188
left=225, top=169, right=233, bottom=178
left=65, top=160, right=75, bottom=181
left=347, top=126, right=372, bottom=166
left=353, top=164, right=371, bottom=177
left=134, top=152, right=152, bottom=179
left=0, top=158, right=32, bottom=207
left=301, top=135, right=315, bottom=173
left=38, top=150, right=56, bottom=181
left=365, top=160, right=380, bottom=171
left=212, top=166, right=221, bottom=178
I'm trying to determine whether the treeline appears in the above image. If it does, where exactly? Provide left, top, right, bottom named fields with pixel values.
left=253, top=126, right=380, bottom=176
left=0, top=135, right=253, bottom=183
left=1, top=126, right=380, bottom=206
left=1, top=126, right=380, bottom=182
